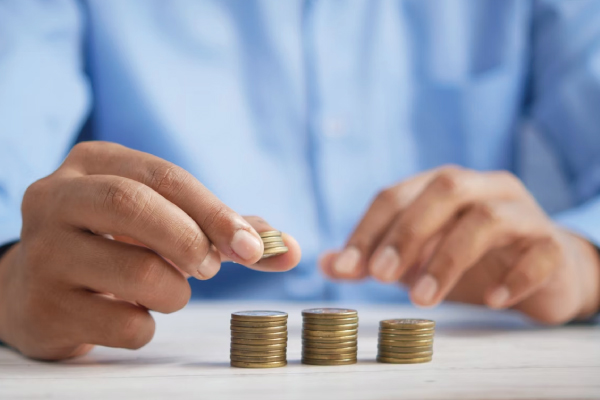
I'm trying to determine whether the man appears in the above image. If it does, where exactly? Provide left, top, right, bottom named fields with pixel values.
left=1, top=0, right=599, bottom=360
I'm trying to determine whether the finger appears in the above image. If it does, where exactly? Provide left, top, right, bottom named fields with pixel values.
left=70, top=291, right=156, bottom=350
left=410, top=201, right=548, bottom=307
left=486, top=238, right=560, bottom=309
left=63, top=142, right=264, bottom=264
left=369, top=168, right=524, bottom=283
left=57, top=174, right=213, bottom=279
left=327, top=169, right=440, bottom=280
left=61, top=233, right=192, bottom=313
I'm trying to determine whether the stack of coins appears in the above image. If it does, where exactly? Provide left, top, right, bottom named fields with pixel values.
left=301, top=308, right=358, bottom=365
left=260, top=231, right=288, bottom=259
left=377, top=319, right=435, bottom=364
left=230, top=311, right=288, bottom=368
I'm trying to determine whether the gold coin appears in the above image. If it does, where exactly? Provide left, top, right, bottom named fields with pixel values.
left=378, top=338, right=433, bottom=346
left=379, top=333, right=434, bottom=340
left=379, top=327, right=434, bottom=334
left=376, top=356, right=432, bottom=364
left=302, top=334, right=358, bottom=342
left=262, top=242, right=286, bottom=249
left=301, top=358, right=357, bottom=365
left=301, top=340, right=357, bottom=348
left=261, top=236, right=285, bottom=243
left=231, top=360, right=287, bottom=368
left=232, top=331, right=287, bottom=339
left=380, top=319, right=435, bottom=330
left=302, top=317, right=359, bottom=325
left=377, top=345, right=433, bottom=353
left=258, top=230, right=281, bottom=238
left=303, top=323, right=358, bottom=331
left=231, top=325, right=287, bottom=333
left=230, top=355, right=287, bottom=363
left=230, top=348, right=287, bottom=356
left=231, top=338, right=287, bottom=345
left=302, top=346, right=357, bottom=354
left=377, top=350, right=433, bottom=359
left=231, top=311, right=288, bottom=322
left=302, top=329, right=357, bottom=338
left=262, top=246, right=289, bottom=254
left=302, top=308, right=358, bottom=319
left=301, top=352, right=356, bottom=360
left=231, top=343, right=287, bottom=351
left=230, top=320, right=287, bottom=328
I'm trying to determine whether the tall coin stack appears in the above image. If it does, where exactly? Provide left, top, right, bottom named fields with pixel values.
left=230, top=311, right=288, bottom=368
left=377, top=319, right=435, bottom=364
left=301, top=308, right=358, bottom=365
left=260, top=231, right=289, bottom=259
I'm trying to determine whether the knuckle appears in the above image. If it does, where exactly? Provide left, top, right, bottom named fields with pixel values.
left=394, top=221, right=422, bottom=244
left=471, top=202, right=500, bottom=224
left=432, top=168, right=463, bottom=196
left=375, top=187, right=400, bottom=208
left=432, top=251, right=461, bottom=278
left=200, top=204, right=232, bottom=232
left=147, top=164, right=189, bottom=198
left=174, top=226, right=209, bottom=267
left=22, top=178, right=51, bottom=217
left=120, top=311, right=154, bottom=349
left=101, top=179, right=150, bottom=222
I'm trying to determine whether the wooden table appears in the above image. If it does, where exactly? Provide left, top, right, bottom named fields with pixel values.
left=1, top=302, right=598, bottom=399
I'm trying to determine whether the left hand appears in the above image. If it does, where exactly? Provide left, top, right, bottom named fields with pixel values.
left=320, top=166, right=600, bottom=324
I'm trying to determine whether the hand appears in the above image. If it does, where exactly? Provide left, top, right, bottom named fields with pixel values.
left=320, top=166, right=600, bottom=324
left=0, top=142, right=301, bottom=360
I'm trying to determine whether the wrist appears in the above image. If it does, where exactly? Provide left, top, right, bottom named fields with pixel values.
left=565, top=232, right=600, bottom=320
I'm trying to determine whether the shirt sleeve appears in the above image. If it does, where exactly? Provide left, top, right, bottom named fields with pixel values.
left=530, top=0, right=600, bottom=245
left=0, top=0, right=91, bottom=245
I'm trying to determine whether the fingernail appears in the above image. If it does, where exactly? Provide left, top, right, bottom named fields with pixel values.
left=333, top=247, right=361, bottom=275
left=488, top=286, right=510, bottom=309
left=412, top=274, right=438, bottom=305
left=371, top=246, right=400, bottom=281
left=231, top=229, right=262, bottom=261
left=197, top=251, right=220, bottom=280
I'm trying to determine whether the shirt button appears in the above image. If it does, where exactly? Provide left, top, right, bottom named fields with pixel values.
left=321, top=117, right=346, bottom=138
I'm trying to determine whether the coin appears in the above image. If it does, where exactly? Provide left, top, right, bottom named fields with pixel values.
left=231, top=338, right=287, bottom=345
left=379, top=328, right=434, bottom=335
left=231, top=343, right=287, bottom=351
left=302, top=346, right=357, bottom=354
left=231, top=325, right=287, bottom=333
left=380, top=319, right=435, bottom=330
left=231, top=311, right=288, bottom=322
left=301, top=334, right=358, bottom=342
left=262, top=246, right=289, bottom=254
left=231, top=360, right=287, bottom=368
left=376, top=356, right=432, bottom=364
left=302, top=317, right=359, bottom=325
left=303, top=323, right=358, bottom=331
left=230, top=349, right=287, bottom=357
left=301, top=340, right=357, bottom=348
left=260, top=236, right=285, bottom=243
left=263, top=241, right=287, bottom=251
left=378, top=339, right=433, bottom=347
left=230, top=320, right=287, bottom=328
left=379, top=332, right=434, bottom=340
left=258, top=230, right=281, bottom=238
left=231, top=355, right=287, bottom=362
left=302, top=308, right=358, bottom=319
left=301, top=358, right=357, bottom=365
left=231, top=332, right=287, bottom=339
left=377, top=350, right=433, bottom=359
left=301, top=351, right=357, bottom=360
left=377, top=345, right=432, bottom=353
left=302, top=329, right=357, bottom=338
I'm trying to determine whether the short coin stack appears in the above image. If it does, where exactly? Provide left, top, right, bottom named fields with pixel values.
left=260, top=231, right=289, bottom=259
left=301, top=308, right=358, bottom=365
left=377, top=319, right=435, bottom=364
left=230, top=311, right=288, bottom=368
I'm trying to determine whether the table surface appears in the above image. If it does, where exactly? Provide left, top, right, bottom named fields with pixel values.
left=1, top=302, right=599, bottom=400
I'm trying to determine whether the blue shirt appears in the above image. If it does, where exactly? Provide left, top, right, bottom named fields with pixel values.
left=1, top=0, right=600, bottom=301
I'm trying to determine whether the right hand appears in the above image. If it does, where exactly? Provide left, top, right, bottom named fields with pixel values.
left=0, top=141, right=301, bottom=360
